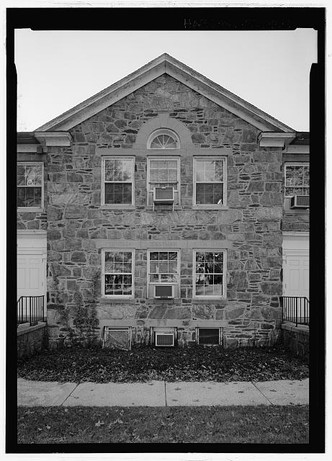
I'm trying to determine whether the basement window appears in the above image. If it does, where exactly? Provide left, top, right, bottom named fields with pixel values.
left=197, top=328, right=220, bottom=345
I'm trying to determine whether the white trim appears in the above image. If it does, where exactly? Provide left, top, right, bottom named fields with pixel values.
left=147, top=156, right=181, bottom=207
left=193, top=249, right=227, bottom=300
left=34, top=131, right=72, bottom=146
left=258, top=132, right=296, bottom=147
left=193, top=157, right=227, bottom=208
left=101, top=249, right=135, bottom=299
left=147, top=249, right=180, bottom=299
left=101, top=156, right=135, bottom=207
left=284, top=145, right=310, bottom=154
left=17, top=162, right=44, bottom=211
left=17, top=144, right=43, bottom=153
left=283, top=231, right=310, bottom=238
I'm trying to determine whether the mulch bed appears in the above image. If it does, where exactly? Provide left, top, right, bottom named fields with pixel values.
left=17, top=344, right=309, bottom=383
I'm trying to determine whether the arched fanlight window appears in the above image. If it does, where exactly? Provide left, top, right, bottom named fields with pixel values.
left=147, top=129, right=180, bottom=149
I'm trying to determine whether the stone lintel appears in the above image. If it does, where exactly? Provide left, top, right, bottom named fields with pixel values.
left=99, top=319, right=226, bottom=331
left=258, top=132, right=296, bottom=148
left=95, top=147, right=231, bottom=157
left=34, top=131, right=72, bottom=147
left=95, top=239, right=233, bottom=250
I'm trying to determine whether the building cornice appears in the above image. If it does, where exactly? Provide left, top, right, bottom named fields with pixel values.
left=258, top=132, right=296, bottom=148
left=34, top=131, right=72, bottom=147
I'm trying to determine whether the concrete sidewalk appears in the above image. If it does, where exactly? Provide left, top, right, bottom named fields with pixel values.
left=17, top=378, right=309, bottom=407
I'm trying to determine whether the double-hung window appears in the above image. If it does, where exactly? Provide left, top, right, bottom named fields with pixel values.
left=284, top=163, right=309, bottom=197
left=102, top=250, right=134, bottom=298
left=147, top=158, right=180, bottom=206
left=194, top=250, right=226, bottom=298
left=147, top=250, right=180, bottom=298
left=193, top=158, right=226, bottom=207
left=102, top=157, right=135, bottom=206
left=17, top=162, right=43, bottom=210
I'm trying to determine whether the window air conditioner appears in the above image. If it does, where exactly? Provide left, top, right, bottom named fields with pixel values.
left=153, top=187, right=174, bottom=203
left=155, top=332, right=175, bottom=347
left=290, top=195, right=309, bottom=209
left=154, top=285, right=174, bottom=299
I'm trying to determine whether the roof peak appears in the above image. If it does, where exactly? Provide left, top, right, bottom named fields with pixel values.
left=35, top=53, right=294, bottom=133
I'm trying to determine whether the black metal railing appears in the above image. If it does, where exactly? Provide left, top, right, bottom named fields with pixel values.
left=17, top=296, right=45, bottom=327
left=281, top=296, right=310, bottom=326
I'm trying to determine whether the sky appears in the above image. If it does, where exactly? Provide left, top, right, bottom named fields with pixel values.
left=15, top=29, right=317, bottom=132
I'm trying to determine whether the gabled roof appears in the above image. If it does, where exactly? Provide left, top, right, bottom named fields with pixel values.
left=36, top=53, right=295, bottom=133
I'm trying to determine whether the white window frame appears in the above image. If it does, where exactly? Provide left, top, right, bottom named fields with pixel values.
left=101, top=249, right=135, bottom=299
left=147, top=250, right=181, bottom=299
left=17, top=162, right=44, bottom=211
left=284, top=162, right=309, bottom=198
left=193, top=157, right=227, bottom=208
left=147, top=129, right=180, bottom=149
left=147, top=157, right=181, bottom=207
left=193, top=249, right=227, bottom=299
left=101, top=156, right=135, bottom=207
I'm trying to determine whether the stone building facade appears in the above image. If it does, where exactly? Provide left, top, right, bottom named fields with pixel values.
left=17, top=54, right=309, bottom=348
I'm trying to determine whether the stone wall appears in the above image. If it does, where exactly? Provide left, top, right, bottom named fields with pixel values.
left=281, top=323, right=309, bottom=359
left=17, top=323, right=48, bottom=359
left=43, top=74, right=283, bottom=347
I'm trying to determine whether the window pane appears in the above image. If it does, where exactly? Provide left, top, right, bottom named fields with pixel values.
left=17, top=187, right=41, bottom=207
left=204, top=162, right=216, bottom=182
left=105, top=159, right=132, bottom=182
left=196, top=183, right=223, bottom=204
left=105, top=183, right=132, bottom=204
left=199, top=328, right=219, bottom=345
left=17, top=188, right=26, bottom=207
left=195, top=251, right=224, bottom=297
left=195, top=283, right=204, bottom=296
left=150, top=134, right=177, bottom=149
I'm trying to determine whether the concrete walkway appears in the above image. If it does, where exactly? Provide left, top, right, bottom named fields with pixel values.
left=17, top=378, right=309, bottom=407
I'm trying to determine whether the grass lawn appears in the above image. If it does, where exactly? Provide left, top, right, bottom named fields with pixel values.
left=17, top=344, right=309, bottom=383
left=17, top=405, right=309, bottom=444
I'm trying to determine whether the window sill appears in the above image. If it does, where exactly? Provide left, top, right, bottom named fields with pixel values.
left=100, top=205, right=135, bottom=210
left=17, top=207, right=44, bottom=213
left=100, top=297, right=135, bottom=304
left=193, top=297, right=227, bottom=303
left=192, top=206, right=228, bottom=211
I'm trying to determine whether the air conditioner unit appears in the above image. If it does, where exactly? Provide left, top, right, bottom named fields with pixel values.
left=154, top=285, right=174, bottom=299
left=153, top=187, right=174, bottom=203
left=155, top=332, right=175, bottom=347
left=290, top=195, right=309, bottom=209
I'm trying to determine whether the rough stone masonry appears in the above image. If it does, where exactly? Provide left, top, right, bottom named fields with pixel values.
left=19, top=75, right=284, bottom=348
